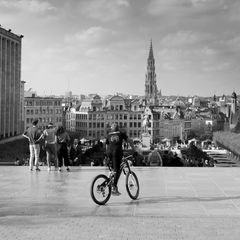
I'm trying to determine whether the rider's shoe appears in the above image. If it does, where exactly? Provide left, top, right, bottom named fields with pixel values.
left=112, top=186, right=121, bottom=196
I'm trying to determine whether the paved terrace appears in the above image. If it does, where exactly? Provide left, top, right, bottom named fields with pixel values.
left=1, top=166, right=240, bottom=240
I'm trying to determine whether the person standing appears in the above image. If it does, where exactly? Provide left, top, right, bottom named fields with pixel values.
left=22, top=119, right=43, bottom=171
left=43, top=123, right=57, bottom=171
left=106, top=122, right=135, bottom=195
left=56, top=126, right=71, bottom=171
left=69, top=138, right=82, bottom=166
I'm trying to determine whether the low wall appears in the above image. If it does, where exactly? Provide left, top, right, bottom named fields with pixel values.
left=213, top=131, right=240, bottom=159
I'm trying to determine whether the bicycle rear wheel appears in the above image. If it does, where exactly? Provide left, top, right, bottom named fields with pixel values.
left=90, top=174, right=111, bottom=205
left=125, top=171, right=139, bottom=200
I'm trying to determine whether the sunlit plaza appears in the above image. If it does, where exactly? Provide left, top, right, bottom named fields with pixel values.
left=1, top=166, right=240, bottom=239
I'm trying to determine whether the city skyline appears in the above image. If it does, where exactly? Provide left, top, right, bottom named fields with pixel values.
left=1, top=0, right=240, bottom=97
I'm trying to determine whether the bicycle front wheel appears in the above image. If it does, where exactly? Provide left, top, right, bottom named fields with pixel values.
left=90, top=174, right=111, bottom=205
left=126, top=171, right=139, bottom=200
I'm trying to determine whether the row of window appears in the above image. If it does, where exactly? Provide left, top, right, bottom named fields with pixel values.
left=26, top=100, right=61, bottom=106
left=109, top=105, right=124, bottom=111
left=75, top=121, right=142, bottom=129
left=129, top=130, right=141, bottom=138
left=76, top=122, right=87, bottom=127
left=87, top=113, right=142, bottom=120
left=76, top=114, right=87, bottom=120
left=26, top=117, right=62, bottom=124
left=88, top=130, right=105, bottom=138
left=26, top=108, right=62, bottom=115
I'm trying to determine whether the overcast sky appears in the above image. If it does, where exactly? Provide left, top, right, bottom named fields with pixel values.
left=1, top=0, right=240, bottom=97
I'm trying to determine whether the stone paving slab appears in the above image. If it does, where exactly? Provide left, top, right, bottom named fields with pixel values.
left=1, top=166, right=240, bottom=239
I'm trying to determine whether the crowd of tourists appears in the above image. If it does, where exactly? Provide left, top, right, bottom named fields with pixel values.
left=22, top=118, right=83, bottom=171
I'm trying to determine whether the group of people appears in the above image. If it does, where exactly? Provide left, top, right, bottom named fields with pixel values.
left=23, top=118, right=82, bottom=172
left=23, top=119, right=136, bottom=196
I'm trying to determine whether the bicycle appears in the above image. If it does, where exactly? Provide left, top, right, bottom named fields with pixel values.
left=90, top=155, right=140, bottom=205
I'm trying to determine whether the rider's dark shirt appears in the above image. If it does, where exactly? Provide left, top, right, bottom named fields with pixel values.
left=106, top=131, right=128, bottom=157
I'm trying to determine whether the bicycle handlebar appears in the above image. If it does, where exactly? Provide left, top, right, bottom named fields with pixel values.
left=123, top=155, right=133, bottom=160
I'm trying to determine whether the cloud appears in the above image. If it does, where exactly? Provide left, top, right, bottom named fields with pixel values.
left=147, top=0, right=191, bottom=15
left=84, top=47, right=110, bottom=58
left=161, top=62, right=177, bottom=71
left=63, top=26, right=117, bottom=59
left=200, top=46, right=216, bottom=56
left=227, top=1, right=240, bottom=21
left=203, top=62, right=231, bottom=72
left=160, top=31, right=210, bottom=48
left=190, top=0, right=225, bottom=8
left=79, top=0, right=130, bottom=21
left=64, top=26, right=115, bottom=45
left=0, top=0, right=57, bottom=13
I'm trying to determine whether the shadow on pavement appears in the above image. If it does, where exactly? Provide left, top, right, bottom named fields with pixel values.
left=109, top=195, right=240, bottom=206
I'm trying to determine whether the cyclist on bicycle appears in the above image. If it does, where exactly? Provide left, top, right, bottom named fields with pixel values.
left=106, top=122, right=135, bottom=196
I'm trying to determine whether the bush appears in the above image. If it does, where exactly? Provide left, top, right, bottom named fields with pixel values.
left=0, top=138, right=29, bottom=162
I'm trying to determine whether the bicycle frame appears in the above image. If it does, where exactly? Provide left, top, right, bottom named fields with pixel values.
left=106, top=154, right=133, bottom=175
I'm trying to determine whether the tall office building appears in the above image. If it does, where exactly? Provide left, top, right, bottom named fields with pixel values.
left=0, top=26, right=23, bottom=139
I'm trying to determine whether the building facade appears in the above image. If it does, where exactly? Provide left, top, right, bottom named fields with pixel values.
left=20, top=80, right=25, bottom=132
left=0, top=26, right=23, bottom=139
left=66, top=95, right=144, bottom=140
left=24, top=96, right=63, bottom=130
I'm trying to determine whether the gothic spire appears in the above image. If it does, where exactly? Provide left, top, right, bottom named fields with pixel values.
left=148, top=39, right=154, bottom=59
